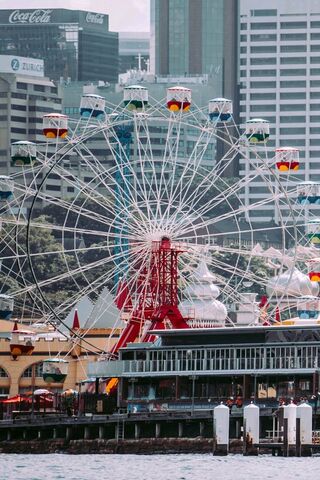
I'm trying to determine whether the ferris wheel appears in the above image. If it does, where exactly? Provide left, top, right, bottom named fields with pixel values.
left=0, top=84, right=311, bottom=360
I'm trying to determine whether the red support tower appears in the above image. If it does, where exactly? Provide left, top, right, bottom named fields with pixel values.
left=110, top=237, right=189, bottom=357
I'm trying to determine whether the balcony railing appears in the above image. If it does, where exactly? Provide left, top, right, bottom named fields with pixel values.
left=88, top=344, right=320, bottom=378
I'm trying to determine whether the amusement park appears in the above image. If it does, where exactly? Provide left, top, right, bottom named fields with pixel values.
left=0, top=82, right=320, bottom=454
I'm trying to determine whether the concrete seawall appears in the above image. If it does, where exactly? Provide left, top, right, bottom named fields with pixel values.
left=0, top=438, right=219, bottom=454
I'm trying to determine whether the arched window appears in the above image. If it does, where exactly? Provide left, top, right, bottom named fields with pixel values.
left=0, top=367, right=8, bottom=378
left=21, top=362, right=43, bottom=378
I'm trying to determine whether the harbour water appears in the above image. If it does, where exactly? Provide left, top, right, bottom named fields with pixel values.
left=1, top=454, right=320, bottom=480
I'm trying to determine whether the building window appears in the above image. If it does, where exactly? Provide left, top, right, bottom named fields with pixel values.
left=250, top=81, right=277, bottom=88
left=46, top=184, right=61, bottom=191
left=16, top=82, right=27, bottom=90
left=251, top=57, right=276, bottom=65
left=11, top=92, right=27, bottom=99
left=280, top=92, right=306, bottom=99
left=311, top=68, right=320, bottom=75
left=280, top=45, right=307, bottom=52
left=250, top=92, right=276, bottom=100
left=250, top=69, right=276, bottom=77
left=251, top=104, right=276, bottom=112
left=11, top=116, right=27, bottom=122
left=280, top=81, right=306, bottom=88
left=280, top=69, right=306, bottom=76
left=22, top=363, right=43, bottom=378
left=311, top=33, right=320, bottom=40
left=34, top=85, right=45, bottom=92
left=250, top=9, right=277, bottom=16
left=280, top=127, right=306, bottom=135
left=250, top=22, right=277, bottom=29
left=250, top=34, right=277, bottom=41
left=280, top=104, right=305, bottom=111
left=11, top=127, right=26, bottom=134
left=11, top=104, right=27, bottom=111
left=310, top=139, right=320, bottom=146
left=251, top=45, right=277, bottom=53
left=280, top=57, right=306, bottom=64
left=280, top=21, right=307, bottom=29
left=0, top=367, right=8, bottom=377
left=280, top=116, right=306, bottom=123
left=281, top=33, right=307, bottom=41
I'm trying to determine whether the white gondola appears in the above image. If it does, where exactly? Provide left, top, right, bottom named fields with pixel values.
left=209, top=98, right=233, bottom=122
left=11, top=141, right=36, bottom=167
left=80, top=94, right=105, bottom=119
left=245, top=118, right=270, bottom=143
left=0, top=176, right=14, bottom=200
left=166, top=86, right=191, bottom=112
left=297, top=181, right=320, bottom=205
left=42, top=358, right=69, bottom=383
left=0, top=294, right=13, bottom=319
left=297, top=296, right=320, bottom=319
left=43, top=113, right=68, bottom=139
left=123, top=85, right=149, bottom=110
left=275, top=147, right=299, bottom=171
left=307, top=218, right=320, bottom=244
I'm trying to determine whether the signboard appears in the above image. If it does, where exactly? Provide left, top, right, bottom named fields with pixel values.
left=8, top=9, right=52, bottom=24
left=0, top=9, right=108, bottom=30
left=0, top=55, right=44, bottom=77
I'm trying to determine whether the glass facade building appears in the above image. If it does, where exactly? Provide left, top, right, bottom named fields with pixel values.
left=150, top=0, right=238, bottom=93
left=240, top=0, right=320, bottom=222
left=0, top=9, right=118, bottom=82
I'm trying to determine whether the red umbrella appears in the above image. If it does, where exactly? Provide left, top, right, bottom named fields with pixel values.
left=0, top=395, right=30, bottom=404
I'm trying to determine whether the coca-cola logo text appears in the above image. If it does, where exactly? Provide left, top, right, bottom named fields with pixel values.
left=9, top=9, right=52, bottom=24
left=86, top=12, right=104, bottom=25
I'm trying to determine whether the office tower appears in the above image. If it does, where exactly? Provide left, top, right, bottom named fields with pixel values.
left=240, top=0, right=320, bottom=222
left=0, top=9, right=118, bottom=82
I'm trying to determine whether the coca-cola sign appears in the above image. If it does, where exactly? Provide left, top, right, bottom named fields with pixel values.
left=9, top=9, right=52, bottom=24
left=86, top=12, right=104, bottom=25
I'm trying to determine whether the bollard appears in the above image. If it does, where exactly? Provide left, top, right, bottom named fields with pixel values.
left=213, top=403, right=229, bottom=455
left=283, top=403, right=297, bottom=456
left=155, top=422, right=161, bottom=438
left=135, top=423, right=140, bottom=440
left=296, top=402, right=313, bottom=457
left=178, top=422, right=183, bottom=438
left=243, top=403, right=259, bottom=456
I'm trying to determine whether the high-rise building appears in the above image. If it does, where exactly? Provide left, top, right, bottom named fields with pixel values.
left=240, top=0, right=320, bottom=222
left=150, top=0, right=240, bottom=178
left=0, top=9, right=118, bottom=83
left=150, top=0, right=239, bottom=100
left=119, top=32, right=150, bottom=74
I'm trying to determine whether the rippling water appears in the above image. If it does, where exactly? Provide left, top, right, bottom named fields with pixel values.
left=1, top=454, right=320, bottom=480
